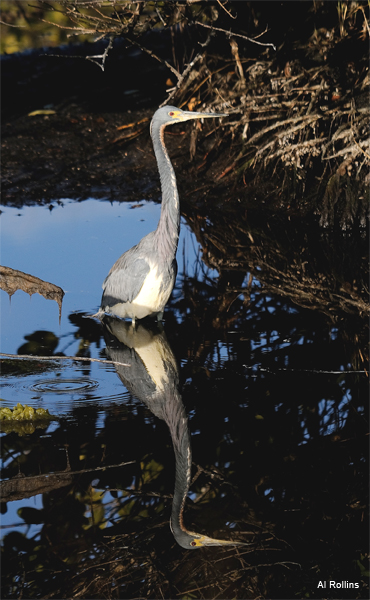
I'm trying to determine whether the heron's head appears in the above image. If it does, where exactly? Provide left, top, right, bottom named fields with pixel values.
left=171, top=520, right=248, bottom=549
left=151, top=105, right=228, bottom=130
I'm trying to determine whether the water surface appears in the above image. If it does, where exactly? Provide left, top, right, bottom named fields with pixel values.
left=1, top=199, right=368, bottom=599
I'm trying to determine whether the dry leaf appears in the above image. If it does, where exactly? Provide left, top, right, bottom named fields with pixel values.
left=28, top=109, right=56, bottom=116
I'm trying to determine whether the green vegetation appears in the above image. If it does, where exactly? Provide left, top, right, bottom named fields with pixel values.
left=0, top=402, right=55, bottom=434
left=0, top=402, right=53, bottom=421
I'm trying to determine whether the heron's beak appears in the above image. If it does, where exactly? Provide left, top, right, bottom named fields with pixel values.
left=180, top=110, right=228, bottom=121
left=192, top=534, right=248, bottom=547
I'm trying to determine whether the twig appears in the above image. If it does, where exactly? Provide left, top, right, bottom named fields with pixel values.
left=43, top=36, right=114, bottom=71
left=243, top=365, right=367, bottom=375
left=0, top=353, right=131, bottom=367
left=125, top=35, right=181, bottom=79
left=0, top=20, right=26, bottom=27
left=197, top=21, right=276, bottom=51
left=35, top=16, right=96, bottom=34
left=323, top=139, right=369, bottom=161
left=247, top=114, right=320, bottom=147
left=262, top=137, right=323, bottom=163
left=2, top=460, right=135, bottom=480
left=161, top=32, right=214, bottom=106
left=162, top=52, right=205, bottom=106
left=216, top=0, right=237, bottom=19
left=352, top=135, right=370, bottom=161
left=155, top=6, right=167, bottom=27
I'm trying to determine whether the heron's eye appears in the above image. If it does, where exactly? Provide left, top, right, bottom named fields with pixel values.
left=169, top=111, right=175, bottom=116
left=190, top=541, right=196, bottom=546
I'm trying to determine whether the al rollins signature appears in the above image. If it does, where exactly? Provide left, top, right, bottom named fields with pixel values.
left=317, top=581, right=359, bottom=589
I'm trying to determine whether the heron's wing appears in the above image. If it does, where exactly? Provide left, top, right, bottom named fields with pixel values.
left=102, top=245, right=151, bottom=304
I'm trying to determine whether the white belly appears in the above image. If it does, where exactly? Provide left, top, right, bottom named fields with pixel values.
left=107, top=267, right=173, bottom=321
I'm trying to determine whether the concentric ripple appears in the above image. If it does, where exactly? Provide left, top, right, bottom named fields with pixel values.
left=30, top=377, right=99, bottom=394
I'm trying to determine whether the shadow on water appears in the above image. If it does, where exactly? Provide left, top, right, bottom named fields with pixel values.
left=0, top=201, right=368, bottom=599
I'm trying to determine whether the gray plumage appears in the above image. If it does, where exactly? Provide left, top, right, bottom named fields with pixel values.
left=96, top=105, right=227, bottom=324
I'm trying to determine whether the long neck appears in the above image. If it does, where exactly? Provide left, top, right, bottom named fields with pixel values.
left=151, top=121, right=181, bottom=261
left=162, top=388, right=192, bottom=539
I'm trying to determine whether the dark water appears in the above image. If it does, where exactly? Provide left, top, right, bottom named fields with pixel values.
left=1, top=199, right=368, bottom=599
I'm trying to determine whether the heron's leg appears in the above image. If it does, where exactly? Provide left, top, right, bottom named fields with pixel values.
left=157, top=311, right=163, bottom=323
left=131, top=316, right=136, bottom=327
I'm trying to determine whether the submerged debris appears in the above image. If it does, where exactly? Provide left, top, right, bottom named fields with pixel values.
left=0, top=266, right=64, bottom=321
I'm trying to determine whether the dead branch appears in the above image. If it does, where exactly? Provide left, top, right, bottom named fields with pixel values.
left=0, top=352, right=131, bottom=367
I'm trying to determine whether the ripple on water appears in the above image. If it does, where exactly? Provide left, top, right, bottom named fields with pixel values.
left=1, top=365, right=134, bottom=423
left=29, top=377, right=99, bottom=394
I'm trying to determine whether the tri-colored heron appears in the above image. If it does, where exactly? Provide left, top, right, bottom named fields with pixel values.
left=96, top=106, right=227, bottom=324
left=102, top=318, right=248, bottom=549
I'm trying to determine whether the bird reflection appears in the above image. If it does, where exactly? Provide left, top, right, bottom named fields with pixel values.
left=101, top=317, right=247, bottom=549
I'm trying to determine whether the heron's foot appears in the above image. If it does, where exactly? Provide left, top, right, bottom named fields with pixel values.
left=91, top=308, right=105, bottom=320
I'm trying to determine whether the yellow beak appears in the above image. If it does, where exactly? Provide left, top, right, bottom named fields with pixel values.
left=173, top=109, right=228, bottom=122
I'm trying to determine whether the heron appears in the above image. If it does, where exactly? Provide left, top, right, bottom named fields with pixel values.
left=102, top=317, right=249, bottom=549
left=96, top=106, right=227, bottom=324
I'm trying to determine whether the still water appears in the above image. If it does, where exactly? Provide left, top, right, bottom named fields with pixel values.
left=0, top=199, right=368, bottom=599
left=1, top=201, right=198, bottom=413
left=1, top=200, right=193, bottom=352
